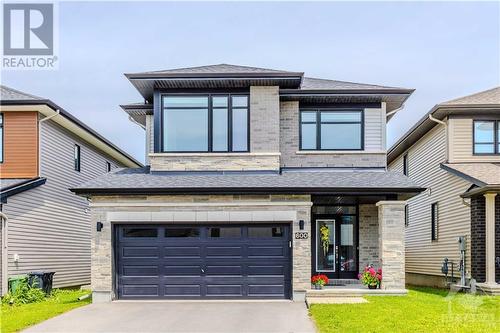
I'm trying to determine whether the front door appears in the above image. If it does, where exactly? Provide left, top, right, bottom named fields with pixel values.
left=312, top=215, right=358, bottom=280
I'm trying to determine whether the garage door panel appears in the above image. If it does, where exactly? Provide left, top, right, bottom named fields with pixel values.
left=206, top=285, right=243, bottom=296
left=205, top=246, right=243, bottom=258
left=164, top=284, right=201, bottom=296
left=205, top=265, right=243, bottom=275
left=248, top=246, right=286, bottom=257
left=164, top=246, right=201, bottom=258
left=122, top=246, right=160, bottom=258
left=122, top=265, right=159, bottom=277
left=164, top=265, right=202, bottom=276
left=116, top=224, right=291, bottom=299
left=122, top=284, right=159, bottom=297
left=248, top=284, right=284, bottom=296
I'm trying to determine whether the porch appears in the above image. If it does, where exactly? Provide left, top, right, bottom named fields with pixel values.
left=306, top=284, right=408, bottom=305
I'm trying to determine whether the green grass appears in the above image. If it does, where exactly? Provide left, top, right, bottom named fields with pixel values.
left=309, top=286, right=500, bottom=333
left=0, top=289, right=91, bottom=333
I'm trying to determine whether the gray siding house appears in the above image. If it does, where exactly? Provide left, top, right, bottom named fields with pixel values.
left=0, top=86, right=142, bottom=295
left=388, top=87, right=500, bottom=295
left=72, top=64, right=423, bottom=302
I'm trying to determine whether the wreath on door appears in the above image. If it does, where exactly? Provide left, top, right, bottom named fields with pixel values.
left=319, top=224, right=330, bottom=256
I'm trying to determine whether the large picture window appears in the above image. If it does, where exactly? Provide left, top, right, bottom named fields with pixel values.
left=473, top=120, right=499, bottom=154
left=300, top=110, right=363, bottom=150
left=162, top=94, right=249, bottom=152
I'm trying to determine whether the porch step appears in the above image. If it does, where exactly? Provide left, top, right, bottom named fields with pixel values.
left=327, top=279, right=361, bottom=286
left=306, top=296, right=367, bottom=305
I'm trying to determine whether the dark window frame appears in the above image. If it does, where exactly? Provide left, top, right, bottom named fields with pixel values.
left=405, top=205, right=409, bottom=227
left=473, top=120, right=500, bottom=155
left=431, top=202, right=438, bottom=241
left=74, top=144, right=81, bottom=172
left=160, top=93, right=250, bottom=153
left=403, top=153, right=409, bottom=176
left=299, top=109, right=365, bottom=151
left=106, top=161, right=111, bottom=172
left=0, top=113, right=3, bottom=164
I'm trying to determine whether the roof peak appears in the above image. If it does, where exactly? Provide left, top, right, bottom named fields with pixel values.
left=127, top=63, right=303, bottom=76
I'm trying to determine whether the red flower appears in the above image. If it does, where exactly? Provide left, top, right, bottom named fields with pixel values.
left=311, top=274, right=329, bottom=285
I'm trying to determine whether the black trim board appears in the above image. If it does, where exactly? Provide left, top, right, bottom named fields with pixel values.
left=1, top=177, right=47, bottom=203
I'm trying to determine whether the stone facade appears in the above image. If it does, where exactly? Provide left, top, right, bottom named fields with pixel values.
left=279, top=101, right=387, bottom=168
left=90, top=194, right=312, bottom=302
left=471, top=195, right=500, bottom=283
left=149, top=152, right=280, bottom=171
left=250, top=86, right=280, bottom=153
left=377, top=201, right=406, bottom=290
left=359, top=204, right=380, bottom=271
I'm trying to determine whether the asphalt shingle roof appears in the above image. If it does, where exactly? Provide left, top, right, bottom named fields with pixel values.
left=441, top=87, right=500, bottom=106
left=0, top=178, right=33, bottom=191
left=72, top=168, right=423, bottom=194
left=300, top=77, right=402, bottom=91
left=0, top=85, right=44, bottom=101
left=130, top=64, right=301, bottom=76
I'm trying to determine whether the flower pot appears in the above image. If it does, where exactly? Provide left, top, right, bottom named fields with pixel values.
left=368, top=284, right=377, bottom=289
left=314, top=284, right=323, bottom=290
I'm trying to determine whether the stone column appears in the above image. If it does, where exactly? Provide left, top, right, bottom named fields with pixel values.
left=484, top=193, right=497, bottom=285
left=91, top=210, right=113, bottom=303
left=376, top=201, right=406, bottom=290
left=292, top=206, right=312, bottom=301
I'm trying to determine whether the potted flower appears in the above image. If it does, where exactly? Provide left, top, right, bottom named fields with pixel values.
left=311, top=274, right=329, bottom=289
left=358, top=266, right=382, bottom=289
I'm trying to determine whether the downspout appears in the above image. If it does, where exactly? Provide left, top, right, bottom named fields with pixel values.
left=386, top=104, right=405, bottom=118
left=428, top=114, right=449, bottom=161
left=38, top=109, right=60, bottom=176
left=0, top=210, right=8, bottom=296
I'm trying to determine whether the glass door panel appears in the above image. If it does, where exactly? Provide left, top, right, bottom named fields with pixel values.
left=340, top=215, right=356, bottom=272
left=316, top=220, right=335, bottom=272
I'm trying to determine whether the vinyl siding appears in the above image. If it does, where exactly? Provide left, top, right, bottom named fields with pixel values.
left=3, top=119, right=122, bottom=288
left=389, top=124, right=472, bottom=277
left=449, top=117, right=500, bottom=163
left=0, top=111, right=39, bottom=178
left=279, top=102, right=387, bottom=168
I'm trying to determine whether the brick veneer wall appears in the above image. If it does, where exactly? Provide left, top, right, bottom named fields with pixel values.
left=470, top=195, right=500, bottom=283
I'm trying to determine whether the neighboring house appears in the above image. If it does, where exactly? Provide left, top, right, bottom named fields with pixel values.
left=0, top=86, right=142, bottom=295
left=388, top=87, right=500, bottom=295
left=72, top=64, right=423, bottom=302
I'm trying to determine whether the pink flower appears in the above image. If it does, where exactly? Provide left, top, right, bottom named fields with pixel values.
left=369, top=267, right=376, bottom=276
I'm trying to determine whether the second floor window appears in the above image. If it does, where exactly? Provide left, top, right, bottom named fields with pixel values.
left=403, top=153, right=409, bottom=176
left=162, top=95, right=249, bottom=152
left=300, top=110, right=363, bottom=150
left=74, top=144, right=81, bottom=172
left=473, top=120, right=499, bottom=154
left=106, top=161, right=111, bottom=172
left=431, top=202, right=438, bottom=241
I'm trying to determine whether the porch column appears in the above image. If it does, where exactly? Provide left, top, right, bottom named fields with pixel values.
left=484, top=193, right=497, bottom=285
left=376, top=200, right=406, bottom=290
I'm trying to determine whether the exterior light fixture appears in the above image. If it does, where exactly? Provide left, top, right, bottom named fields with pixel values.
left=299, top=220, right=305, bottom=230
left=96, top=222, right=103, bottom=232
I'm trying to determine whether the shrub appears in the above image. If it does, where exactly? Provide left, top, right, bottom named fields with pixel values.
left=2, top=277, right=46, bottom=305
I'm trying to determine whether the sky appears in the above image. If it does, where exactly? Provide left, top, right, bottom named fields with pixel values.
left=2, top=1, right=499, bottom=164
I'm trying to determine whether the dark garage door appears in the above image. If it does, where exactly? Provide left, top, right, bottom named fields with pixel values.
left=116, top=224, right=291, bottom=299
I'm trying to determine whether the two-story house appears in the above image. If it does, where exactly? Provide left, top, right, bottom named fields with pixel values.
left=0, top=85, right=142, bottom=295
left=72, top=64, right=423, bottom=302
left=388, top=87, right=500, bottom=295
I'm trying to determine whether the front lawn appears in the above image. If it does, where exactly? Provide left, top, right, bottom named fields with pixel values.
left=309, top=286, right=500, bottom=333
left=0, top=289, right=91, bottom=333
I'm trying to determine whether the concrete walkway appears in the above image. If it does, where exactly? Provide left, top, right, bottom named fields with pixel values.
left=24, top=301, right=316, bottom=333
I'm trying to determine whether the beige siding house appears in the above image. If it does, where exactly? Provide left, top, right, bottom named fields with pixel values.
left=0, top=86, right=142, bottom=294
left=388, top=87, right=500, bottom=294
left=73, top=64, right=423, bottom=303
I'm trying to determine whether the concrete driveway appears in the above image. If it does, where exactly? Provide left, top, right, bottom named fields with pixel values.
left=24, top=301, right=316, bottom=333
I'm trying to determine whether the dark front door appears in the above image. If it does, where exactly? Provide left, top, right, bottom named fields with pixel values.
left=115, top=224, right=291, bottom=299
left=312, top=212, right=358, bottom=280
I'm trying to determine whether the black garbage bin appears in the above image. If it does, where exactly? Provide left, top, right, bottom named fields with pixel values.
left=28, top=272, right=55, bottom=294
